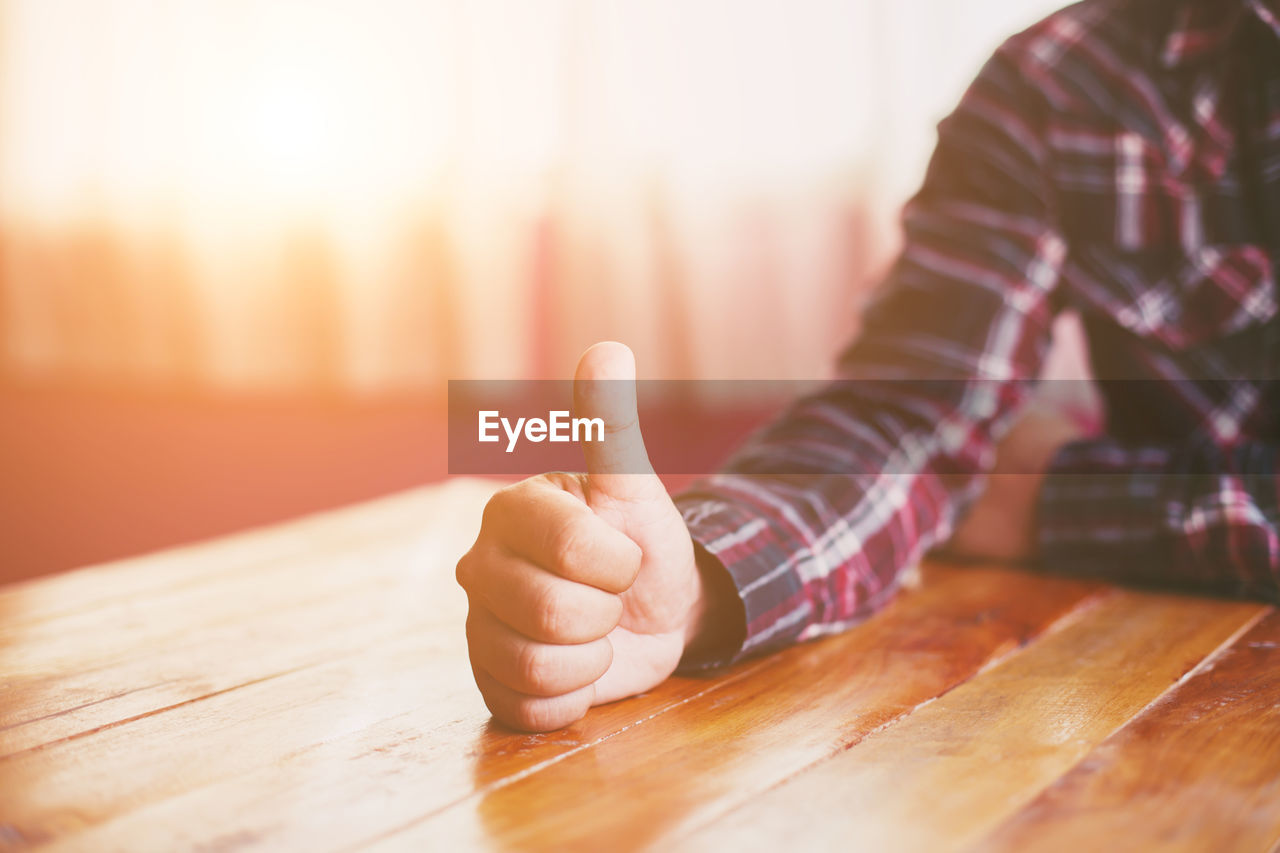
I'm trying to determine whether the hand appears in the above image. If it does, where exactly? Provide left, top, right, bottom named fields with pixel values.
left=944, top=405, right=1088, bottom=563
left=457, top=342, right=709, bottom=732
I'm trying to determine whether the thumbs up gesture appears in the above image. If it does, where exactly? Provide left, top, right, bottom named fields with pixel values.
left=457, top=342, right=708, bottom=731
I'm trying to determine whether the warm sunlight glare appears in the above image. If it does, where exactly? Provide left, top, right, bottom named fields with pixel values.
left=0, top=0, right=466, bottom=222
left=0, top=0, right=1067, bottom=388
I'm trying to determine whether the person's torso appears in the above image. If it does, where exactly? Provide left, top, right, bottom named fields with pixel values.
left=1044, top=0, right=1280, bottom=446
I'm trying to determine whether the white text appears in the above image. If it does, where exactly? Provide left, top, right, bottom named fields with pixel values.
left=478, top=410, right=605, bottom=452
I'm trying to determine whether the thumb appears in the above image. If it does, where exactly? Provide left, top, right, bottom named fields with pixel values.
left=573, top=341, right=664, bottom=506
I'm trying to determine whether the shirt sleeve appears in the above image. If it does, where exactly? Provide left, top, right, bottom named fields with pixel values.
left=675, top=37, right=1067, bottom=669
left=1037, top=438, right=1280, bottom=601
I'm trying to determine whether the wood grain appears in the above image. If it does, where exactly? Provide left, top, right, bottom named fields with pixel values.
left=977, top=610, right=1280, bottom=852
left=674, top=591, right=1265, bottom=852
left=0, top=481, right=454, bottom=632
left=13, top=662, right=765, bottom=852
left=0, top=483, right=489, bottom=755
left=0, top=480, right=749, bottom=850
left=363, top=565, right=1105, bottom=851
left=1, top=477, right=1276, bottom=852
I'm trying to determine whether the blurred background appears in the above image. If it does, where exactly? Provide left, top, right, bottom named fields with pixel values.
left=0, top=0, right=1069, bottom=582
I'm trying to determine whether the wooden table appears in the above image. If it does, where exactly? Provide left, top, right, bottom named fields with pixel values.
left=3, top=478, right=1279, bottom=852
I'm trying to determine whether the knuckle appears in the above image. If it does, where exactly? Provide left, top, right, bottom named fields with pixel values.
left=510, top=698, right=546, bottom=732
left=602, top=593, right=624, bottom=629
left=482, top=479, right=538, bottom=530
left=516, top=642, right=555, bottom=693
left=550, top=515, right=592, bottom=576
left=532, top=581, right=571, bottom=641
left=510, top=696, right=574, bottom=733
left=454, top=551, right=475, bottom=590
left=480, top=488, right=512, bottom=532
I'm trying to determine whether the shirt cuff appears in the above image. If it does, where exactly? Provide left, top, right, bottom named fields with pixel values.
left=671, top=489, right=807, bottom=672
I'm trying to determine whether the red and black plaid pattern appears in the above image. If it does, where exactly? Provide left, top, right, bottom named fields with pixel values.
left=676, top=0, right=1280, bottom=666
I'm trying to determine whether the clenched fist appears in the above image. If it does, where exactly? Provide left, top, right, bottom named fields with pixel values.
left=457, top=342, right=723, bottom=732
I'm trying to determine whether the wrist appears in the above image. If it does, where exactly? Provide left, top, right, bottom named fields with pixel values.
left=680, top=540, right=747, bottom=666
left=682, top=555, right=711, bottom=649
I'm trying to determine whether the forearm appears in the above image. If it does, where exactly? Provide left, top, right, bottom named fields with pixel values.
left=672, top=380, right=1021, bottom=668
left=1038, top=438, right=1280, bottom=600
left=673, top=33, right=1063, bottom=667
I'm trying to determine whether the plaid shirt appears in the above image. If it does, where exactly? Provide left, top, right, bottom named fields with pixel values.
left=676, top=0, right=1280, bottom=666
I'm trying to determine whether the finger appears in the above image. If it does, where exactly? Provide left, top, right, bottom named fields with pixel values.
left=466, top=605, right=613, bottom=697
left=484, top=479, right=642, bottom=593
left=456, top=545, right=622, bottom=644
left=572, top=341, right=666, bottom=506
left=473, top=664, right=595, bottom=732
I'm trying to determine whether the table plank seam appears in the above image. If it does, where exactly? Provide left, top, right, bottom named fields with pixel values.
left=0, top=481, right=479, bottom=633
left=0, top=521, right=431, bottom=638
left=0, top=660, right=327, bottom=762
left=847, top=585, right=1113, bottom=747
left=365, top=573, right=1116, bottom=851
left=19, top=463, right=1273, bottom=853
left=0, top=680, right=182, bottom=737
left=3, top=573, right=431, bottom=692
left=0, top=616, right=454, bottom=760
left=667, top=590, right=1266, bottom=851
left=962, top=581, right=1115, bottom=682
left=663, top=584, right=1119, bottom=845
left=965, top=602, right=1277, bottom=852
left=342, top=656, right=783, bottom=852
left=1112, top=602, right=1274, bottom=726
